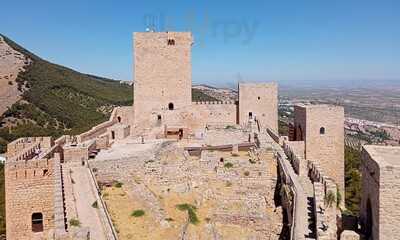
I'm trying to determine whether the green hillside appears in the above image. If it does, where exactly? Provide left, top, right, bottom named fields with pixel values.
left=0, top=35, right=216, bottom=154
left=0, top=35, right=133, bottom=151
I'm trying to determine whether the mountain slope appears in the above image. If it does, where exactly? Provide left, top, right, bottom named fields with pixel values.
left=0, top=34, right=216, bottom=153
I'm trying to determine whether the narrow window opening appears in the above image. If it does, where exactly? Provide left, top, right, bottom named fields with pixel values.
left=320, top=127, right=325, bottom=135
left=157, top=115, right=162, bottom=121
left=257, top=96, right=261, bottom=100
left=249, top=112, right=253, bottom=119
left=111, top=131, right=116, bottom=140
left=43, top=169, right=49, bottom=176
left=32, top=212, right=43, bottom=232
left=178, top=129, right=184, bottom=140
left=117, top=116, right=121, bottom=123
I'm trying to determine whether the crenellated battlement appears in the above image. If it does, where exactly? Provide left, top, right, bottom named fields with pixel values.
left=6, top=137, right=53, bottom=160
left=193, top=100, right=236, bottom=105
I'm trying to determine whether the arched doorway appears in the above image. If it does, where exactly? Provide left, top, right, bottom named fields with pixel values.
left=168, top=103, right=174, bottom=110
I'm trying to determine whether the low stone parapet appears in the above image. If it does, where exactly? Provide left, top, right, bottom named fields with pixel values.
left=283, top=140, right=306, bottom=176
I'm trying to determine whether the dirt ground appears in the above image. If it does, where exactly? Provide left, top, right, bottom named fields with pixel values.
left=101, top=146, right=282, bottom=240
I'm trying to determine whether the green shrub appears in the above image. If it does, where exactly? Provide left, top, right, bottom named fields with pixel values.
left=176, top=203, right=197, bottom=211
left=244, top=171, right=250, bottom=176
left=337, top=187, right=342, bottom=208
left=176, top=203, right=199, bottom=225
left=69, top=218, right=80, bottom=227
left=224, top=162, right=233, bottom=168
left=114, top=181, right=123, bottom=188
left=345, top=146, right=362, bottom=215
left=131, top=209, right=145, bottom=217
left=0, top=138, right=7, bottom=154
left=324, top=190, right=336, bottom=208
left=187, top=208, right=199, bottom=225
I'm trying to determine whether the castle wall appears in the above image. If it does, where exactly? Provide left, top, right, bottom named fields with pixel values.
left=139, top=102, right=237, bottom=136
left=379, top=163, right=400, bottom=239
left=360, top=146, right=400, bottom=240
left=77, top=106, right=131, bottom=144
left=294, top=105, right=345, bottom=198
left=171, top=102, right=236, bottom=132
left=114, top=106, right=134, bottom=127
left=5, top=158, right=57, bottom=239
left=108, top=124, right=130, bottom=141
left=293, top=107, right=306, bottom=141
left=360, top=147, right=381, bottom=240
left=6, top=137, right=53, bottom=159
left=283, top=140, right=306, bottom=176
left=238, top=82, right=278, bottom=132
left=133, top=32, right=193, bottom=129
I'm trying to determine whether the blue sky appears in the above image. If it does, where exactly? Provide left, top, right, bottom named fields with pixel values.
left=2, top=0, right=400, bottom=87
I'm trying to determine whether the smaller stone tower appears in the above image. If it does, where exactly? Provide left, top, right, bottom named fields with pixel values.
left=293, top=104, right=345, bottom=198
left=5, top=137, right=60, bottom=240
left=238, top=82, right=278, bottom=132
left=360, top=145, right=400, bottom=240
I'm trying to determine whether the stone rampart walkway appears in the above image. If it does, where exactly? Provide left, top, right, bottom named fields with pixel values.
left=71, top=166, right=108, bottom=240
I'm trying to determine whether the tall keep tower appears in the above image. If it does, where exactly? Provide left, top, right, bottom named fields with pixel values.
left=133, top=32, right=193, bottom=128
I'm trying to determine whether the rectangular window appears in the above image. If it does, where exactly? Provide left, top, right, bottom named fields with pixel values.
left=32, top=212, right=43, bottom=232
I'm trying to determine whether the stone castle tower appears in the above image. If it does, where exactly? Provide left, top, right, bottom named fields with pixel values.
left=133, top=32, right=193, bottom=129
left=6, top=158, right=57, bottom=239
left=293, top=104, right=345, bottom=197
left=238, top=82, right=278, bottom=132
left=5, top=137, right=66, bottom=239
left=360, top=145, right=400, bottom=240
